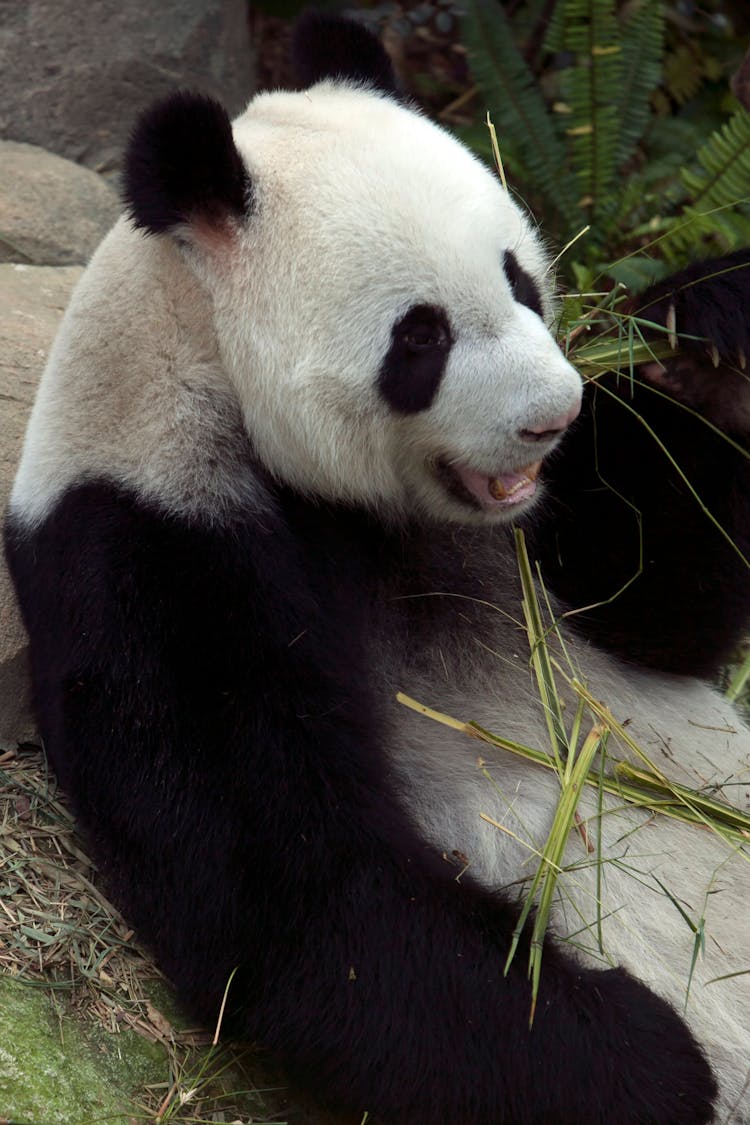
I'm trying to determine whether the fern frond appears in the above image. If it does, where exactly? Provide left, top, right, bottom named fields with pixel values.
left=554, top=0, right=623, bottom=239
left=461, top=0, right=580, bottom=231
left=663, top=44, right=705, bottom=105
left=665, top=107, right=750, bottom=256
left=664, top=206, right=750, bottom=261
left=506, top=0, right=560, bottom=47
left=642, top=116, right=705, bottom=193
left=615, top=0, right=664, bottom=170
left=541, top=0, right=566, bottom=52
left=681, top=107, right=750, bottom=212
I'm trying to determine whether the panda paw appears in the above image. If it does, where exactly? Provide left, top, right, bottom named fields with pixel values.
left=633, top=249, right=750, bottom=432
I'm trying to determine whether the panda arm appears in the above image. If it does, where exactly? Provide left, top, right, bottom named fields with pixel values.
left=526, top=252, right=750, bottom=677
left=4, top=481, right=715, bottom=1124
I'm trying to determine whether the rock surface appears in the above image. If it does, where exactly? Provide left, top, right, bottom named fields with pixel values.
left=0, top=0, right=254, bottom=175
left=0, top=140, right=120, bottom=265
left=0, top=976, right=164, bottom=1123
left=0, top=262, right=83, bottom=748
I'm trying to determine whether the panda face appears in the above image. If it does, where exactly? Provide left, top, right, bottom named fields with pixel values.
left=185, top=84, right=583, bottom=524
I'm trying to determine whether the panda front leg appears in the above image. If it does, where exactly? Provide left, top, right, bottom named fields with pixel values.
left=526, top=250, right=750, bottom=677
left=4, top=487, right=716, bottom=1125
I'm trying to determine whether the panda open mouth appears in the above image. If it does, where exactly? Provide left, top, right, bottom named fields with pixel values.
left=437, top=459, right=542, bottom=511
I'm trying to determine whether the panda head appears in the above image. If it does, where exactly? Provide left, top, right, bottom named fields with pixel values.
left=123, top=11, right=582, bottom=526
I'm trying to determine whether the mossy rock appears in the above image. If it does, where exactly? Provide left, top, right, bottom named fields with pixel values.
left=0, top=975, right=165, bottom=1123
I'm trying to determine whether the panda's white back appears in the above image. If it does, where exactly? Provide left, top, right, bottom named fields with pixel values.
left=10, top=223, right=260, bottom=525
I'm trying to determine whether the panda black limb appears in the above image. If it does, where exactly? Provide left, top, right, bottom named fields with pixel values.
left=5, top=11, right=750, bottom=1124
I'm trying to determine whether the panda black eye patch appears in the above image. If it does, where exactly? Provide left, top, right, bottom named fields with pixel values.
left=504, top=250, right=544, bottom=319
left=378, top=304, right=453, bottom=414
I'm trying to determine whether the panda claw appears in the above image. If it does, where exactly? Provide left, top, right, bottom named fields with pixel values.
left=666, top=301, right=677, bottom=351
left=739, top=349, right=747, bottom=371
left=710, top=344, right=720, bottom=369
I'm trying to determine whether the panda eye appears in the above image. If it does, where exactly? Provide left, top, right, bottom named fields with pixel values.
left=379, top=303, right=453, bottom=414
left=402, top=325, right=450, bottom=351
left=503, top=249, right=544, bottom=320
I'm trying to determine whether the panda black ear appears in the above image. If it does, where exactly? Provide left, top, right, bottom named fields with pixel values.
left=292, top=11, right=399, bottom=97
left=123, top=91, right=253, bottom=237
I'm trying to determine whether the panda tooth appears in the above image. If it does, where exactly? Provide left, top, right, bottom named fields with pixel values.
left=489, top=478, right=525, bottom=500
left=488, top=462, right=542, bottom=501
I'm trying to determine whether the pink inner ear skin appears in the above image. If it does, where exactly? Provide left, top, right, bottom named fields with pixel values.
left=188, top=213, right=239, bottom=255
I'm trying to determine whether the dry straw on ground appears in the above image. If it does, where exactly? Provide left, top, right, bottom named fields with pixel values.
left=0, top=742, right=168, bottom=1039
left=0, top=743, right=276, bottom=1124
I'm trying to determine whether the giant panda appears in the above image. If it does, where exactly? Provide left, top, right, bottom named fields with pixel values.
left=4, top=11, right=750, bottom=1124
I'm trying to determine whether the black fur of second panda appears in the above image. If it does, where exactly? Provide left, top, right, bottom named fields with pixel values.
left=529, top=252, right=750, bottom=676
left=6, top=12, right=750, bottom=1124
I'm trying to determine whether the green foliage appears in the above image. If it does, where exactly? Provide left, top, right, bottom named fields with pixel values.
left=460, top=0, right=750, bottom=286
left=460, top=0, right=580, bottom=232
left=666, top=107, right=750, bottom=256
left=549, top=0, right=624, bottom=240
left=664, top=44, right=710, bottom=105
left=613, top=0, right=665, bottom=170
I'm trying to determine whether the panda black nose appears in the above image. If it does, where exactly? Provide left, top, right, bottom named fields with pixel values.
left=518, top=402, right=581, bottom=443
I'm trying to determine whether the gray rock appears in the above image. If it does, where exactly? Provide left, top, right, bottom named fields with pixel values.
left=0, top=262, right=83, bottom=748
left=0, top=0, right=254, bottom=175
left=0, top=140, right=120, bottom=266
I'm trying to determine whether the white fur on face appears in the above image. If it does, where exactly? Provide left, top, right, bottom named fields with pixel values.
left=202, top=83, right=582, bottom=522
